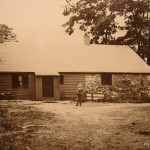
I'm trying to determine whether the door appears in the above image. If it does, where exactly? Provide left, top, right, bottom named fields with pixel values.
left=42, top=76, right=54, bottom=97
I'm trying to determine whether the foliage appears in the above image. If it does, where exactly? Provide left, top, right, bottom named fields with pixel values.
left=110, top=0, right=150, bottom=61
left=63, top=0, right=117, bottom=44
left=0, top=24, right=17, bottom=43
left=63, top=0, right=150, bottom=63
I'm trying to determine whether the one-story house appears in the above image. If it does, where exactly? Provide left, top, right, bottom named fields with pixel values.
left=0, top=43, right=150, bottom=101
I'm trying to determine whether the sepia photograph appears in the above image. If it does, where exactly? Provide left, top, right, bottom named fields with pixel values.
left=0, top=0, right=150, bottom=149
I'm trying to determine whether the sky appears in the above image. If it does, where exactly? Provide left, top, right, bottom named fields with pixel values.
left=0, top=0, right=84, bottom=44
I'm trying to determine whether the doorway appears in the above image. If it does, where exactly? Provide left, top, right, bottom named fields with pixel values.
left=42, top=76, right=54, bottom=97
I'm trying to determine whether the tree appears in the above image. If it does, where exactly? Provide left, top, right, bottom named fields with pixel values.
left=63, top=0, right=150, bottom=64
left=0, top=24, right=17, bottom=43
left=110, top=0, right=150, bottom=61
left=63, top=0, right=117, bottom=44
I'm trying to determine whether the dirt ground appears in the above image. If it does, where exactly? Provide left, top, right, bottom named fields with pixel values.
left=0, top=100, right=150, bottom=150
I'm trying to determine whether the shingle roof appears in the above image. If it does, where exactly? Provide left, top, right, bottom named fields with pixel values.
left=0, top=43, right=150, bottom=75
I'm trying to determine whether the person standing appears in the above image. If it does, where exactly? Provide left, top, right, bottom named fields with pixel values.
left=76, top=83, right=83, bottom=106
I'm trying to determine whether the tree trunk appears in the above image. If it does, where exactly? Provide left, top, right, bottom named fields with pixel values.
left=146, top=2, right=150, bottom=65
left=147, top=25, right=150, bottom=65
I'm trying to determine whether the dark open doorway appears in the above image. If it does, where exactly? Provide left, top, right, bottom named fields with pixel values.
left=42, top=76, right=54, bottom=97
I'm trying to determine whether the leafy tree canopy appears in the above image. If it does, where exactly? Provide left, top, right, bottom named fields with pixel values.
left=0, top=24, right=17, bottom=43
left=63, top=0, right=150, bottom=64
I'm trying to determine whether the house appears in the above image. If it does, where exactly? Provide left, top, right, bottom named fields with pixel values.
left=0, top=43, right=150, bottom=101
left=0, top=33, right=4, bottom=43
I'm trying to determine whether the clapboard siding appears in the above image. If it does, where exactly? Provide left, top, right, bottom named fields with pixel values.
left=0, top=73, right=35, bottom=99
left=0, top=74, right=12, bottom=91
left=60, top=73, right=85, bottom=98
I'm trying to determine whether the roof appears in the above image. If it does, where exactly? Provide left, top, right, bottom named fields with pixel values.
left=0, top=43, right=150, bottom=75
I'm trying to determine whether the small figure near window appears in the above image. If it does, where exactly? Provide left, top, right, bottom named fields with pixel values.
left=12, top=73, right=28, bottom=88
left=18, top=75, right=23, bottom=86
left=76, top=83, right=83, bottom=106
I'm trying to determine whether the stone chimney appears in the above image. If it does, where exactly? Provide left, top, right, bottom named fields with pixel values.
left=0, top=33, right=4, bottom=43
left=84, top=34, right=90, bottom=45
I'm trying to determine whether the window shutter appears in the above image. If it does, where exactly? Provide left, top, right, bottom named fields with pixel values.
left=22, top=74, right=29, bottom=88
left=60, top=75, right=64, bottom=84
left=12, top=74, right=19, bottom=88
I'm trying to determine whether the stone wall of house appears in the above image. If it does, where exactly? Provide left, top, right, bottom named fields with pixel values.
left=85, top=74, right=101, bottom=93
left=112, top=74, right=150, bottom=101
left=85, top=74, right=150, bottom=102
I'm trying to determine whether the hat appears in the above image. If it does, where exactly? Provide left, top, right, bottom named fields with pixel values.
left=78, top=84, right=82, bottom=88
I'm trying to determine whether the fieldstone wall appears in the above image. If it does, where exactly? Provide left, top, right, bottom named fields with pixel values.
left=112, top=74, right=150, bottom=101
left=85, top=74, right=150, bottom=102
left=85, top=74, right=101, bottom=93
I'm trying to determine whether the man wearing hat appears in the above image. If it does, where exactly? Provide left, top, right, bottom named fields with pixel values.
left=76, top=83, right=84, bottom=106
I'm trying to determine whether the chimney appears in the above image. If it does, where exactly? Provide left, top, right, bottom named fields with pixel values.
left=84, top=34, right=90, bottom=45
left=0, top=33, right=4, bottom=43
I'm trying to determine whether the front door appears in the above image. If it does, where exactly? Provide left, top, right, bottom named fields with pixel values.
left=42, top=76, right=54, bottom=97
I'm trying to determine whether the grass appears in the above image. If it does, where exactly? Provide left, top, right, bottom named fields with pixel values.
left=0, top=100, right=150, bottom=150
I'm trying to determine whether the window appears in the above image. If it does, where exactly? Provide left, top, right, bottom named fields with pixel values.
left=60, top=75, right=64, bottom=84
left=12, top=74, right=28, bottom=88
left=101, top=73, right=112, bottom=85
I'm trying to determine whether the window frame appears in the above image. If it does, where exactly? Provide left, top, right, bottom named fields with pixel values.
left=101, top=73, right=112, bottom=86
left=12, top=73, right=29, bottom=88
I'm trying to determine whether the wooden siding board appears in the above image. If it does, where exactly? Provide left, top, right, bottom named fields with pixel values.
left=60, top=73, right=85, bottom=98
left=0, top=73, right=35, bottom=99
left=36, top=77, right=42, bottom=100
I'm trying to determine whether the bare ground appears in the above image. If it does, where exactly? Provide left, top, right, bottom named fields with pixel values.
left=0, top=100, right=150, bottom=150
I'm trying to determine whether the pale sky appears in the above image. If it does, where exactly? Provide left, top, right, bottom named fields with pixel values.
left=0, top=0, right=84, bottom=44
